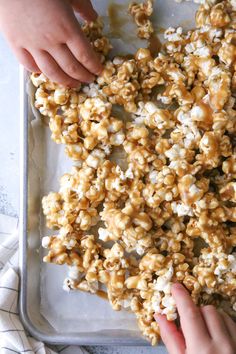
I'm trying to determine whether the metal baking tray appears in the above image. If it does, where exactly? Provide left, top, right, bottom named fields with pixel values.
left=19, top=0, right=198, bottom=346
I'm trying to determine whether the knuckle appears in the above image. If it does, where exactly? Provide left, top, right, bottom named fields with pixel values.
left=79, top=51, right=90, bottom=64
left=60, top=22, right=73, bottom=39
left=42, top=32, right=57, bottom=44
left=67, top=63, right=80, bottom=76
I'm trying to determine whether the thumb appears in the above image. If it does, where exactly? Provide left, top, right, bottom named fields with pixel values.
left=70, top=0, right=98, bottom=22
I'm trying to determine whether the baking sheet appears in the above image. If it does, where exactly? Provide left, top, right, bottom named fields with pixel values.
left=28, top=0, right=199, bottom=338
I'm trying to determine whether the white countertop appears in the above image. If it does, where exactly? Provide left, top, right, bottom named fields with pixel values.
left=0, top=34, right=168, bottom=354
left=0, top=35, right=19, bottom=217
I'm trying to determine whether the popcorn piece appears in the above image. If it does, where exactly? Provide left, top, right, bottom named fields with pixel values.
left=207, top=66, right=231, bottom=110
left=79, top=97, right=112, bottom=121
left=129, top=0, right=154, bottom=39
left=82, top=17, right=112, bottom=60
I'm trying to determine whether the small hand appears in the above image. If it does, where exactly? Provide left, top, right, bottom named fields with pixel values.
left=155, top=283, right=236, bottom=354
left=0, top=0, right=103, bottom=86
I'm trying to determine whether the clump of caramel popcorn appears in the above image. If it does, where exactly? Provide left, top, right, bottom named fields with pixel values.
left=32, top=0, right=236, bottom=346
left=128, top=0, right=154, bottom=39
left=82, top=17, right=112, bottom=62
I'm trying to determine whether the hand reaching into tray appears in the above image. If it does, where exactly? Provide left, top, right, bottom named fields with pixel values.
left=0, top=0, right=103, bottom=87
left=155, top=283, right=236, bottom=354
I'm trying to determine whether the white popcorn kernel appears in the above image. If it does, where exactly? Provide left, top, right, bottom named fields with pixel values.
left=82, top=83, right=100, bottom=97
left=164, top=27, right=183, bottom=42
left=189, top=184, right=200, bottom=196
left=111, top=178, right=122, bottom=191
left=154, top=266, right=174, bottom=292
left=162, top=294, right=176, bottom=308
left=63, top=238, right=77, bottom=249
left=98, top=228, right=110, bottom=242
left=113, top=57, right=124, bottom=65
left=149, top=170, right=158, bottom=184
left=165, top=144, right=185, bottom=160
left=172, top=201, right=194, bottom=217
left=90, top=281, right=99, bottom=292
left=158, top=95, right=172, bottom=105
left=125, top=166, right=134, bottom=179
left=119, top=170, right=127, bottom=181
left=191, top=105, right=205, bottom=121
left=103, top=144, right=111, bottom=155
left=151, top=292, right=162, bottom=311
left=123, top=299, right=131, bottom=308
left=112, top=132, right=125, bottom=145
left=185, top=42, right=195, bottom=53
left=165, top=192, right=173, bottom=201
left=136, top=245, right=145, bottom=256
left=63, top=278, right=72, bottom=292
left=107, top=124, right=116, bottom=133
left=86, top=155, right=99, bottom=168
left=145, top=102, right=158, bottom=115
left=166, top=312, right=177, bottom=321
left=54, top=88, right=69, bottom=105
left=31, top=73, right=47, bottom=87
left=194, top=45, right=211, bottom=57
left=68, top=266, right=81, bottom=280
left=76, top=185, right=85, bottom=200
left=230, top=0, right=236, bottom=10
left=228, top=254, right=236, bottom=272
left=42, top=236, right=51, bottom=248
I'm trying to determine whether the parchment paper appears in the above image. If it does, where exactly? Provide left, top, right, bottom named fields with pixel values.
left=29, top=0, right=199, bottom=334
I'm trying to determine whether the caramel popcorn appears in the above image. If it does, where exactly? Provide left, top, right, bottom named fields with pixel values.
left=129, top=0, right=154, bottom=39
left=82, top=17, right=112, bottom=62
left=32, top=0, right=236, bottom=346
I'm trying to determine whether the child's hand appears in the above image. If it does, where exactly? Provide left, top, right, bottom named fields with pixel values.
left=0, top=0, right=103, bottom=86
left=155, top=283, right=236, bottom=354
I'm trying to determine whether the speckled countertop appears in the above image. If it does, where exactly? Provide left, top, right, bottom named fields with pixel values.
left=0, top=33, right=168, bottom=354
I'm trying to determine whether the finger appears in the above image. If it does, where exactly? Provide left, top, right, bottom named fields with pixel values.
left=14, top=48, right=40, bottom=73
left=33, top=50, right=80, bottom=87
left=70, top=0, right=97, bottom=21
left=155, top=314, right=185, bottom=354
left=220, top=311, right=236, bottom=343
left=67, top=28, right=103, bottom=75
left=200, top=306, right=230, bottom=340
left=49, top=44, right=94, bottom=83
left=171, top=283, right=210, bottom=346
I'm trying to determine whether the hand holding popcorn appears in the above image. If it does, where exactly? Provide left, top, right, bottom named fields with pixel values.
left=0, top=0, right=103, bottom=86
left=156, top=283, right=236, bottom=354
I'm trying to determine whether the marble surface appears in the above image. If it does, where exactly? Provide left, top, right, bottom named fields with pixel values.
left=0, top=34, right=168, bottom=354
